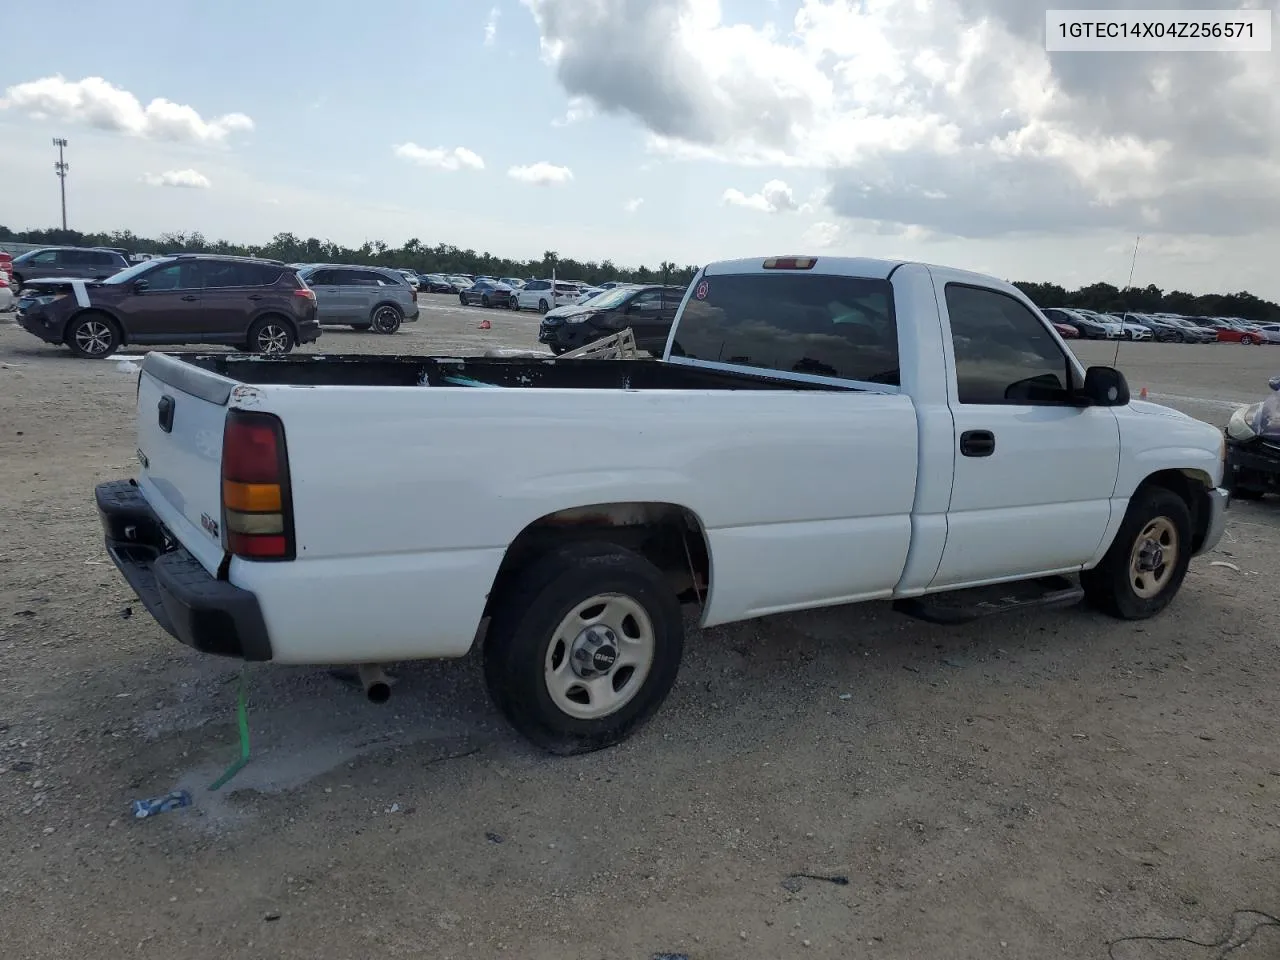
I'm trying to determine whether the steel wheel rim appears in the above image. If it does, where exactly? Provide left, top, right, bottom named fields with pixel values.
left=258, top=324, right=289, bottom=353
left=1129, top=516, right=1179, bottom=599
left=543, top=593, right=656, bottom=720
left=373, top=307, right=399, bottom=332
left=75, top=320, right=113, bottom=356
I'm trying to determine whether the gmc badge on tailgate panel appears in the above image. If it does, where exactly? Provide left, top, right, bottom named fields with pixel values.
left=201, top=513, right=219, bottom=538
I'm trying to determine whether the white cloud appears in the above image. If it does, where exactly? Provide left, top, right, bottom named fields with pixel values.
left=0, top=75, right=253, bottom=144
left=803, top=221, right=842, bottom=248
left=623, top=197, right=644, bottom=213
left=141, top=169, right=211, bottom=189
left=722, top=179, right=797, bottom=213
left=508, top=161, right=574, bottom=185
left=521, top=0, right=1280, bottom=238
left=393, top=143, right=485, bottom=171
left=551, top=96, right=594, bottom=127
left=484, top=6, right=500, bottom=45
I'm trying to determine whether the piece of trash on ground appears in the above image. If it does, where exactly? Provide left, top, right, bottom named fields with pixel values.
left=116, top=359, right=140, bottom=374
left=838, top=693, right=852, bottom=701
left=132, top=789, right=192, bottom=819
left=1209, top=560, right=1241, bottom=572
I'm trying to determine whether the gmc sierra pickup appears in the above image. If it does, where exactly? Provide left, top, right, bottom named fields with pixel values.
left=95, top=255, right=1229, bottom=754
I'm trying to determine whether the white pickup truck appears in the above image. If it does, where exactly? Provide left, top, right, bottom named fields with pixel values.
left=96, top=255, right=1229, bottom=755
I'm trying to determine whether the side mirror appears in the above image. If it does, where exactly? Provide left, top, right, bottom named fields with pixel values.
left=1081, top=365, right=1130, bottom=406
left=133, top=279, right=150, bottom=293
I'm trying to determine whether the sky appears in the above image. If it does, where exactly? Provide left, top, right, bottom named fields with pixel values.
left=1, top=0, right=1277, bottom=297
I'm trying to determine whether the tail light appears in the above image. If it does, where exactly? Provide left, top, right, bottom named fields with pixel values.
left=411, top=288, right=418, bottom=303
left=763, top=257, right=817, bottom=269
left=293, top=288, right=316, bottom=301
left=221, top=410, right=295, bottom=560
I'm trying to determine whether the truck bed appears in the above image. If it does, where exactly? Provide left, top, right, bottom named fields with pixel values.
left=167, top=353, right=850, bottom=392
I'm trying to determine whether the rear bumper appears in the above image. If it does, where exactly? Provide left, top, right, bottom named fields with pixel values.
left=95, top=480, right=273, bottom=661
left=296, top=318, right=321, bottom=345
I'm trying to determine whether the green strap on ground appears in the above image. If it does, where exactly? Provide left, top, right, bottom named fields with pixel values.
left=208, top=667, right=251, bottom=791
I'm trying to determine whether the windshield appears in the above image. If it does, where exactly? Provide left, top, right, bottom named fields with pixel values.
left=584, top=287, right=633, bottom=309
left=102, top=258, right=173, bottom=284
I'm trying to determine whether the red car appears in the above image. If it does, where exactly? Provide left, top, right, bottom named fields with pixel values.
left=1050, top=320, right=1079, bottom=339
left=1217, top=326, right=1263, bottom=345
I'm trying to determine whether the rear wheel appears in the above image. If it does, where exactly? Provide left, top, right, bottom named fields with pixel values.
left=509, top=297, right=520, bottom=311
left=1241, top=334, right=1254, bottom=345
left=538, top=299, right=549, bottom=313
left=481, top=294, right=491, bottom=308
left=66, top=312, right=121, bottom=359
left=459, top=293, right=467, bottom=306
left=1081, top=486, right=1192, bottom=620
left=246, top=317, right=295, bottom=355
left=483, top=542, right=684, bottom=755
left=370, top=304, right=402, bottom=334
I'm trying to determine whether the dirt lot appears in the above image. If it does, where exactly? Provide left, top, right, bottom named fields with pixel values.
left=2, top=297, right=1278, bottom=960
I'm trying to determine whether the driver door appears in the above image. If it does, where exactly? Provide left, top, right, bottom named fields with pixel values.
left=929, top=277, right=1121, bottom=589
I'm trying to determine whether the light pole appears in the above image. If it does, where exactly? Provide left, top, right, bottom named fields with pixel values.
left=52, top=138, right=69, bottom=231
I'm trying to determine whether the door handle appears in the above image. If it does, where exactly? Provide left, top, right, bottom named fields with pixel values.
left=248, top=294, right=264, bottom=301
left=959, top=429, right=995, bottom=457
left=157, top=395, right=175, bottom=433
left=180, top=295, right=198, bottom=302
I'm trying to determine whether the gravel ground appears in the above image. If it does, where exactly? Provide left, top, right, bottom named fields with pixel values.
left=2, top=296, right=1279, bottom=960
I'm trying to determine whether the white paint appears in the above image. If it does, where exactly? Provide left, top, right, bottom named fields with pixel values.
left=1147, top=391, right=1245, bottom=410
left=69, top=278, right=90, bottom=308
left=124, top=255, right=1228, bottom=666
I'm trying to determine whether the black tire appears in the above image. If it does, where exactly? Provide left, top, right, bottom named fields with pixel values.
left=549, top=344, right=569, bottom=355
left=538, top=299, right=549, bottom=313
left=1081, top=486, right=1193, bottom=620
left=481, top=295, right=491, bottom=308
left=483, top=541, right=684, bottom=755
left=459, top=293, right=468, bottom=306
left=246, top=316, right=295, bottom=355
left=65, top=311, right=121, bottom=359
left=1230, top=486, right=1264, bottom=501
left=509, top=297, right=520, bottom=311
left=370, top=304, right=402, bottom=334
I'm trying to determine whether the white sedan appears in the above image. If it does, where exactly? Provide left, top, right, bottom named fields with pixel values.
left=0, top=278, right=14, bottom=312
left=1252, top=323, right=1280, bottom=344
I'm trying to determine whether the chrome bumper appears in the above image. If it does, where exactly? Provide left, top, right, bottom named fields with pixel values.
left=1196, top=487, right=1230, bottom=555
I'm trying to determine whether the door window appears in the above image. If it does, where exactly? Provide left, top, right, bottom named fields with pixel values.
left=28, top=250, right=60, bottom=265
left=306, top=269, right=338, bottom=286
left=944, top=284, right=1074, bottom=405
left=142, top=261, right=202, bottom=291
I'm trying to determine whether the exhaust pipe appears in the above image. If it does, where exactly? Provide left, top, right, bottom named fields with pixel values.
left=357, top=664, right=393, bottom=704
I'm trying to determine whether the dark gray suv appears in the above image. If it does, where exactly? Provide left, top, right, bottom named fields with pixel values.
left=11, top=246, right=130, bottom=288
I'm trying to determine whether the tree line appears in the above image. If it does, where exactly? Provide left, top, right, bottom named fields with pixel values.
left=0, top=226, right=699, bottom=288
left=2, top=225, right=1275, bottom=322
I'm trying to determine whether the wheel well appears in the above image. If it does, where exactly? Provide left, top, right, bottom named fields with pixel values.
left=1137, top=468, right=1213, bottom=551
left=483, top=502, right=712, bottom=617
left=371, top=300, right=403, bottom=316
left=66, top=309, right=124, bottom=344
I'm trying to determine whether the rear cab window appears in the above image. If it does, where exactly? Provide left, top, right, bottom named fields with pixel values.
left=670, top=272, right=900, bottom=387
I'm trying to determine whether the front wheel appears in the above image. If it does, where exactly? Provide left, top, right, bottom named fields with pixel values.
left=538, top=299, right=549, bottom=313
left=509, top=297, right=520, bottom=311
left=66, top=312, right=121, bottom=359
left=483, top=541, right=684, bottom=755
left=246, top=317, right=295, bottom=355
left=370, top=304, right=402, bottom=334
left=481, top=295, right=491, bottom=308
left=1241, top=335, right=1254, bottom=345
left=459, top=294, right=467, bottom=306
left=1081, top=486, right=1192, bottom=620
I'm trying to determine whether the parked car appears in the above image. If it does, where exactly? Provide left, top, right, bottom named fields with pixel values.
left=1124, top=314, right=1183, bottom=342
left=0, top=251, right=13, bottom=282
left=513, top=279, right=581, bottom=312
left=539, top=284, right=686, bottom=354
left=10, top=246, right=131, bottom=288
left=1114, top=315, right=1153, bottom=341
left=1251, top=323, right=1280, bottom=344
left=15, top=254, right=320, bottom=358
left=294, top=264, right=419, bottom=333
left=459, top=279, right=515, bottom=308
left=499, top=277, right=525, bottom=290
left=94, top=254, right=1228, bottom=756
left=1042, top=307, right=1114, bottom=339
left=417, top=274, right=453, bottom=293
left=397, top=270, right=421, bottom=289
left=1160, top=317, right=1218, bottom=343
left=446, top=275, right=472, bottom=293
left=0, top=276, right=14, bottom=312
left=1215, top=323, right=1264, bottom=345
left=1048, top=319, right=1079, bottom=339
left=1224, top=375, right=1280, bottom=498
